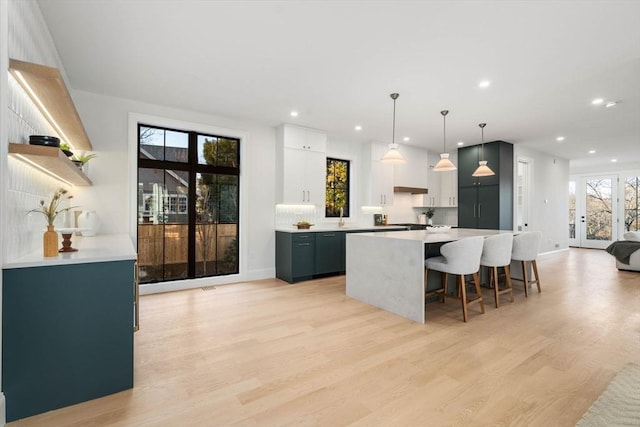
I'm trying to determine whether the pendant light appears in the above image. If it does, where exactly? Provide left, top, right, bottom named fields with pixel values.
left=433, top=110, right=456, bottom=171
left=472, top=123, right=495, bottom=177
left=380, top=93, right=406, bottom=163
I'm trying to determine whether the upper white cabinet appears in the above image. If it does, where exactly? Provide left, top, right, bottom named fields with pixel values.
left=438, top=151, right=458, bottom=207
left=276, top=124, right=327, bottom=205
left=362, top=142, right=394, bottom=206
left=413, top=151, right=457, bottom=207
left=393, top=144, right=429, bottom=189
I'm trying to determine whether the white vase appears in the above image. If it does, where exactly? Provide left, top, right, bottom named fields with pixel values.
left=78, top=210, right=100, bottom=236
left=427, top=218, right=433, bottom=226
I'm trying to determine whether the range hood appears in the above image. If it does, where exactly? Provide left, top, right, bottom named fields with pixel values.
left=393, top=186, right=428, bottom=194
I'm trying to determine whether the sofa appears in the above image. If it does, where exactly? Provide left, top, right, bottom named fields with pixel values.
left=607, top=231, right=640, bottom=272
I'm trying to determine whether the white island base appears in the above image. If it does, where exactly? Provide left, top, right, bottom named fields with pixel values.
left=345, top=229, right=511, bottom=323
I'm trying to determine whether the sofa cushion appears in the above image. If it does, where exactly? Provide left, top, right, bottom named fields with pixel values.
left=623, top=231, right=640, bottom=241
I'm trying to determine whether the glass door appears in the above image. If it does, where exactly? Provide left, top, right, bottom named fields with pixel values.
left=579, top=176, right=618, bottom=249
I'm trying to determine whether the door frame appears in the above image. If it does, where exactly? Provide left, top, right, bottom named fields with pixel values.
left=570, top=174, right=618, bottom=249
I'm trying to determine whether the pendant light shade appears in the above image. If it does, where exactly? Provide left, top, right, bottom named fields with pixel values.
left=433, top=109, right=457, bottom=171
left=472, top=123, right=495, bottom=177
left=381, top=93, right=406, bottom=163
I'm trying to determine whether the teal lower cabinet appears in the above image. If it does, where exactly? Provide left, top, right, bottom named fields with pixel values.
left=276, top=232, right=316, bottom=283
left=276, top=228, right=403, bottom=283
left=2, top=260, right=135, bottom=422
left=315, top=232, right=344, bottom=275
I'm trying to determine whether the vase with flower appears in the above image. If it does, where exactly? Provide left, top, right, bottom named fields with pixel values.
left=29, top=188, right=77, bottom=257
left=426, top=208, right=435, bottom=226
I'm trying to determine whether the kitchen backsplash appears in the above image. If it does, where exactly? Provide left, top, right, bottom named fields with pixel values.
left=4, top=0, right=70, bottom=262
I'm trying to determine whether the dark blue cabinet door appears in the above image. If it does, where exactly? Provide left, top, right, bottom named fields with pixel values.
left=315, top=232, right=344, bottom=275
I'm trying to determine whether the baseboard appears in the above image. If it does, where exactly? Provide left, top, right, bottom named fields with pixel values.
left=1, top=392, right=6, bottom=426
left=539, top=247, right=570, bottom=256
left=139, top=268, right=276, bottom=295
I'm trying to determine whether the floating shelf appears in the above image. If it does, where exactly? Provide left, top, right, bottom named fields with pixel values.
left=9, top=143, right=92, bottom=186
left=9, top=58, right=92, bottom=152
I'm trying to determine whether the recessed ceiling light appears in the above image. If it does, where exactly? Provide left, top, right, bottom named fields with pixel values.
left=556, top=136, right=565, bottom=142
left=403, top=137, right=410, bottom=142
left=592, top=98, right=604, bottom=105
left=354, top=125, right=362, bottom=131
left=611, top=159, right=617, bottom=163
left=290, top=111, right=299, bottom=117
left=605, top=101, right=618, bottom=108
left=457, top=141, right=464, bottom=146
left=478, top=80, right=491, bottom=88
left=588, top=150, right=596, bottom=154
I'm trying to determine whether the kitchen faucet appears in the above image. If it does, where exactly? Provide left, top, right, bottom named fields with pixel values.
left=339, top=207, right=345, bottom=227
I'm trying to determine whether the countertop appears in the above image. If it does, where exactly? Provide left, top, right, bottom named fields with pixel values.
left=347, top=228, right=513, bottom=243
left=275, top=225, right=407, bottom=233
left=3, top=233, right=137, bottom=269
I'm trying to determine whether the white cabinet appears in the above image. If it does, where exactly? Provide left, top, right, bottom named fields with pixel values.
left=362, top=142, right=394, bottom=206
left=412, top=151, right=457, bottom=207
left=276, top=124, right=327, bottom=205
left=438, top=151, right=458, bottom=207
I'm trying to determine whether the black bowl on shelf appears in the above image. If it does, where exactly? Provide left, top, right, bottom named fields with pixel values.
left=29, top=135, right=60, bottom=147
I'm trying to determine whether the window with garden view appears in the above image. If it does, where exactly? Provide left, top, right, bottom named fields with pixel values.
left=137, top=124, right=239, bottom=284
left=325, top=158, right=350, bottom=218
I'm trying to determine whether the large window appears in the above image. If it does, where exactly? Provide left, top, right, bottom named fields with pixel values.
left=137, top=124, right=240, bottom=284
left=325, top=157, right=350, bottom=217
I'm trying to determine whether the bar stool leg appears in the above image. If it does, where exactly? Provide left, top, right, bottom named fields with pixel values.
left=492, top=266, right=500, bottom=308
left=504, top=265, right=514, bottom=303
left=459, top=274, right=468, bottom=322
left=521, top=260, right=529, bottom=297
left=532, top=260, right=541, bottom=293
left=472, top=272, right=485, bottom=314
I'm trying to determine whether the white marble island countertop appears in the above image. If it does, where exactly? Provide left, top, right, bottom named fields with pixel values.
left=353, top=228, right=512, bottom=243
left=4, top=233, right=137, bottom=269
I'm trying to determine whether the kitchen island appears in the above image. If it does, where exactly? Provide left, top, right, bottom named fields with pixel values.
left=345, top=228, right=512, bottom=323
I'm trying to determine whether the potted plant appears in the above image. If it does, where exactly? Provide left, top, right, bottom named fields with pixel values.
left=426, top=208, right=435, bottom=225
left=71, top=151, right=96, bottom=173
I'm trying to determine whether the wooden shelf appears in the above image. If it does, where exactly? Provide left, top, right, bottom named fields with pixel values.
left=9, top=58, right=92, bottom=152
left=9, top=143, right=92, bottom=186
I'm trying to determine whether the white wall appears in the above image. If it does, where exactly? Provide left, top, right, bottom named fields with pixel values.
left=71, top=90, right=277, bottom=281
left=514, top=145, right=570, bottom=253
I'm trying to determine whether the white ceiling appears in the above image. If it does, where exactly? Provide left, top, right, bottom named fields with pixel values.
left=38, top=0, right=640, bottom=171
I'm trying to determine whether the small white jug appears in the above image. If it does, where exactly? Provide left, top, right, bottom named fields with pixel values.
left=78, top=210, right=100, bottom=236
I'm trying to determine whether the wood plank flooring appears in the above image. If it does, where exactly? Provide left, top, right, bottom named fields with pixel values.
left=9, top=248, right=640, bottom=426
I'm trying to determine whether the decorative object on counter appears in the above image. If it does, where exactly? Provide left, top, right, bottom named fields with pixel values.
left=78, top=210, right=100, bottom=236
left=472, top=123, right=496, bottom=177
left=55, top=228, right=87, bottom=252
left=43, top=225, right=58, bottom=257
left=295, top=221, right=314, bottom=230
left=433, top=110, right=457, bottom=171
left=426, top=208, right=435, bottom=225
left=374, top=213, right=384, bottom=226
left=380, top=93, right=406, bottom=163
left=426, top=225, right=451, bottom=233
left=29, top=135, right=60, bottom=147
left=29, top=188, right=77, bottom=257
left=417, top=213, right=427, bottom=225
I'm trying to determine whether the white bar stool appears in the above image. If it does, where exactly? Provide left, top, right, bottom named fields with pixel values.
left=480, top=233, right=514, bottom=308
left=510, top=231, right=542, bottom=297
left=425, top=236, right=485, bottom=322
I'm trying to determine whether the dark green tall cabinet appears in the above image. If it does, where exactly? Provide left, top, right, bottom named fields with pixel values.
left=458, top=141, right=513, bottom=230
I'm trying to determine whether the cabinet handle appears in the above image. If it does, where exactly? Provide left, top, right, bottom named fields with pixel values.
left=298, top=243, right=311, bottom=246
left=322, top=233, right=335, bottom=237
left=307, top=190, right=310, bottom=201
left=298, top=235, right=309, bottom=239
left=133, top=261, right=140, bottom=332
left=453, top=196, right=456, bottom=205
left=384, top=195, right=387, bottom=204
left=473, top=204, right=477, bottom=218
left=478, top=204, right=482, bottom=217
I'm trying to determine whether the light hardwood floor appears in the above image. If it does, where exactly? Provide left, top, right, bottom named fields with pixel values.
left=9, top=248, right=640, bottom=426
